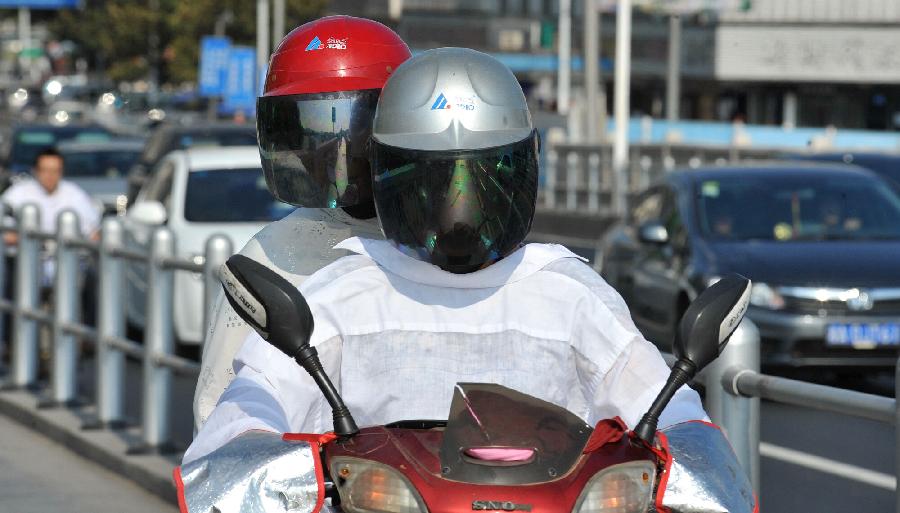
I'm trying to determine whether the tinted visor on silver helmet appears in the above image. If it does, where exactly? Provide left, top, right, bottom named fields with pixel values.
left=371, top=131, right=539, bottom=274
left=257, top=89, right=379, bottom=208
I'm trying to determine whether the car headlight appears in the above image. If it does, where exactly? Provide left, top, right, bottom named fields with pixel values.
left=749, top=282, right=785, bottom=310
left=572, top=461, right=656, bottom=513
left=331, top=457, right=428, bottom=513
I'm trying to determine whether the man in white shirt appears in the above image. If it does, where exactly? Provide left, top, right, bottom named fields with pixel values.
left=184, top=48, right=706, bottom=464
left=1, top=147, right=100, bottom=242
left=0, top=146, right=101, bottom=366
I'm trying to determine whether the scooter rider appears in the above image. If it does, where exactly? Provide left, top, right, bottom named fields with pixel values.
left=192, top=16, right=411, bottom=431
left=184, top=48, right=709, bottom=464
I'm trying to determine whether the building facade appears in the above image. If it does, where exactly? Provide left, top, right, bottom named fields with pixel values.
left=330, top=0, right=900, bottom=130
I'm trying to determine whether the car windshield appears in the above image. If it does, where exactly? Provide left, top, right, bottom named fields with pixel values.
left=61, top=149, right=142, bottom=178
left=9, top=128, right=111, bottom=169
left=183, top=168, right=294, bottom=223
left=696, top=174, right=900, bottom=241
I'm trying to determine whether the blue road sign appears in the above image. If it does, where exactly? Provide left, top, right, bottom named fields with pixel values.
left=199, top=36, right=231, bottom=97
left=223, top=46, right=257, bottom=114
left=259, top=62, right=267, bottom=96
left=0, top=0, right=78, bottom=7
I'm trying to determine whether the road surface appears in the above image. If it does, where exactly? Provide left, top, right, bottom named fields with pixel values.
left=0, top=414, right=177, bottom=513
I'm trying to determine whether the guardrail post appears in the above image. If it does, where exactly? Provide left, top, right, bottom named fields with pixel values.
left=202, top=234, right=232, bottom=348
left=703, top=318, right=761, bottom=493
left=895, top=357, right=900, bottom=513
left=587, top=152, right=601, bottom=213
left=88, top=217, right=127, bottom=428
left=47, top=210, right=80, bottom=406
left=133, top=226, right=176, bottom=453
left=544, top=148, right=558, bottom=209
left=628, top=146, right=640, bottom=194
left=0, top=220, right=7, bottom=373
left=566, top=152, right=580, bottom=211
left=11, top=204, right=40, bottom=388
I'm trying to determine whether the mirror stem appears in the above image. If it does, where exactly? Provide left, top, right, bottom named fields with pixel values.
left=294, top=344, right=359, bottom=439
left=634, top=359, right=695, bottom=443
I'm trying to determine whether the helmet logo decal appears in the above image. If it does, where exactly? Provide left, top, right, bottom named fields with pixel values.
left=305, top=36, right=324, bottom=51
left=431, top=93, right=451, bottom=110
left=326, top=37, right=347, bottom=50
left=431, top=93, right=476, bottom=111
left=305, top=36, right=347, bottom=51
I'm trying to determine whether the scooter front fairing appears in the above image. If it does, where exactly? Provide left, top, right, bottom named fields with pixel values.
left=325, top=383, right=660, bottom=513
left=175, top=384, right=756, bottom=513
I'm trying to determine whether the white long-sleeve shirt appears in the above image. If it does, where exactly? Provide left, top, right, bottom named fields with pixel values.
left=193, top=208, right=382, bottom=432
left=184, top=237, right=706, bottom=464
left=1, top=179, right=100, bottom=236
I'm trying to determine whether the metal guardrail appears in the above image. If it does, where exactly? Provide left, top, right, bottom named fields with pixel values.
left=0, top=204, right=233, bottom=451
left=687, top=319, right=899, bottom=508
left=540, top=141, right=788, bottom=216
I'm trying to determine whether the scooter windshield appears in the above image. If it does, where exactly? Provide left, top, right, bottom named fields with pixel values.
left=438, top=383, right=593, bottom=485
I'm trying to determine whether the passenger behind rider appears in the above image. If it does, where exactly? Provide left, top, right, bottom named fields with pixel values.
left=192, top=16, right=411, bottom=432
left=185, top=48, right=708, bottom=464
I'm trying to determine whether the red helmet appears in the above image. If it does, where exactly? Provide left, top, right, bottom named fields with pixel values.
left=257, top=16, right=410, bottom=212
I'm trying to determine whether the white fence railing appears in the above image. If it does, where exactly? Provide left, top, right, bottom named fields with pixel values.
left=540, top=142, right=789, bottom=216
left=0, top=204, right=232, bottom=452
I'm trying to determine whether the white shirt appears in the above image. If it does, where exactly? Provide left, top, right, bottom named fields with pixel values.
left=193, top=208, right=382, bottom=432
left=1, top=178, right=100, bottom=236
left=184, top=237, right=706, bottom=464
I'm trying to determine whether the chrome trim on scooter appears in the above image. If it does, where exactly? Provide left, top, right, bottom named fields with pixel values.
left=660, top=422, right=756, bottom=513
left=178, top=431, right=321, bottom=513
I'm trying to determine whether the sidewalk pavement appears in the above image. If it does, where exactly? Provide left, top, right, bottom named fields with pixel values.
left=0, top=387, right=179, bottom=505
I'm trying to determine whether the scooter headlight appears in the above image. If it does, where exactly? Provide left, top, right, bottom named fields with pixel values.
left=331, top=457, right=428, bottom=513
left=572, top=461, right=656, bottom=513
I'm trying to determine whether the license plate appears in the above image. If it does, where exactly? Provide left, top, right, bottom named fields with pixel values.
left=826, top=323, right=900, bottom=348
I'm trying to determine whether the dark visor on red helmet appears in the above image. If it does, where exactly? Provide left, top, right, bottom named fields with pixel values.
left=257, top=89, right=380, bottom=208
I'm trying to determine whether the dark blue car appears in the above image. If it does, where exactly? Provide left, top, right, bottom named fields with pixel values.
left=597, top=162, right=900, bottom=369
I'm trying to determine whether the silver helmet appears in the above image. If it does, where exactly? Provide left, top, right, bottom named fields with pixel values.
left=370, top=47, right=539, bottom=274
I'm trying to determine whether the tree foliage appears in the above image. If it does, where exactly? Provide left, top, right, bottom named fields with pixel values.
left=52, top=0, right=326, bottom=84
left=166, top=0, right=327, bottom=83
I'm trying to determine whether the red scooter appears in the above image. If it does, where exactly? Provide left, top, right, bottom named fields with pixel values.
left=177, top=257, right=756, bottom=513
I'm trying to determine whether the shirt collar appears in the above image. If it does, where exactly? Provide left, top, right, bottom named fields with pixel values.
left=334, top=237, right=587, bottom=289
left=27, top=178, right=65, bottom=197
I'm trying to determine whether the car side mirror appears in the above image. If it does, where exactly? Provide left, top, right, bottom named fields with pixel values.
left=129, top=201, right=167, bottom=225
left=633, top=274, right=751, bottom=442
left=219, top=254, right=358, bottom=438
left=638, top=221, right=669, bottom=245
